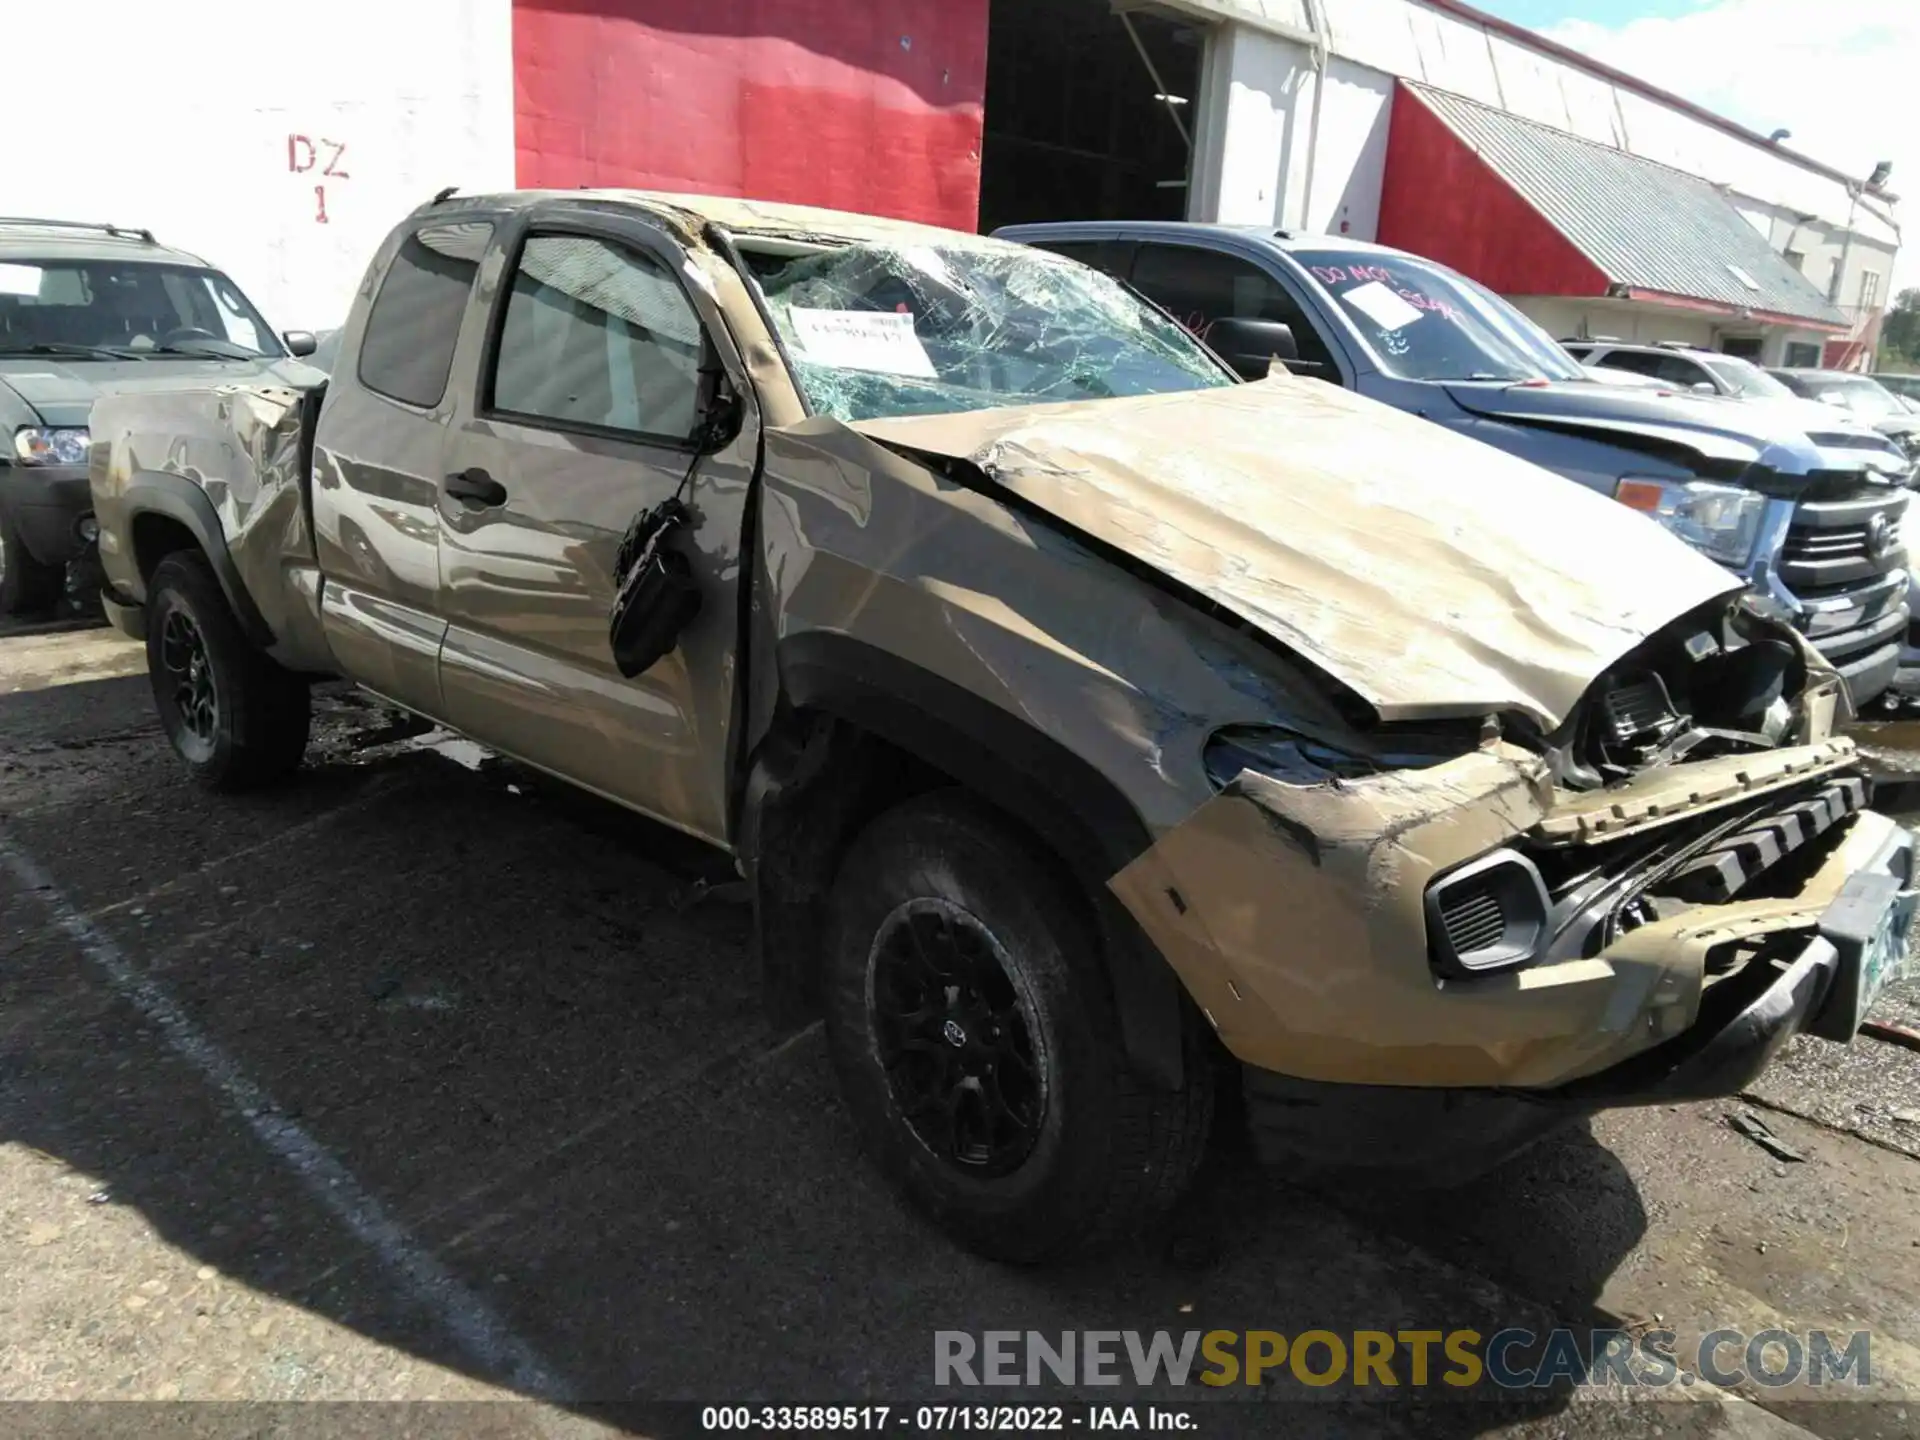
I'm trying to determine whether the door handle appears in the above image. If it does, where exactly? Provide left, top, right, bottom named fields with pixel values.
left=444, top=468, right=508, bottom=507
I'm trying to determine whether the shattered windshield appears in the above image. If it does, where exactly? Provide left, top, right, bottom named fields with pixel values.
left=743, top=240, right=1232, bottom=422
left=1290, top=247, right=1583, bottom=384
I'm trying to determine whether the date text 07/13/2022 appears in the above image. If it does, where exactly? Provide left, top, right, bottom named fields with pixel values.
left=700, top=1405, right=1194, bottom=1432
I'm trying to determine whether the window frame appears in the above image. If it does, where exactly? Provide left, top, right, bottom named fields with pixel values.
left=356, top=218, right=496, bottom=412
left=477, top=215, right=714, bottom=454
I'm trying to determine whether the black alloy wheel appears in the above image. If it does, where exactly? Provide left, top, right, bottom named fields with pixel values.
left=158, top=606, right=219, bottom=762
left=868, top=897, right=1048, bottom=1178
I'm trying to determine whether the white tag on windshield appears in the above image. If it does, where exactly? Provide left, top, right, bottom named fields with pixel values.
left=1344, top=280, right=1425, bottom=332
left=789, top=308, right=937, bottom=379
left=0, top=263, right=44, bottom=298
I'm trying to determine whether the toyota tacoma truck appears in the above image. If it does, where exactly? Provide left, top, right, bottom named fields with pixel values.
left=90, top=192, right=1917, bottom=1261
left=0, top=216, right=319, bottom=614
left=999, top=222, right=1914, bottom=711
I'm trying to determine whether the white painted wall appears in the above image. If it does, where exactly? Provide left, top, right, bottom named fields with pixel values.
left=0, top=0, right=515, bottom=333
left=1187, top=26, right=1392, bottom=238
left=1512, top=296, right=1829, bottom=368
left=1191, top=26, right=1312, bottom=226
left=1302, top=56, right=1393, bottom=238
left=1184, top=0, right=1900, bottom=328
left=1514, top=298, right=1718, bottom=350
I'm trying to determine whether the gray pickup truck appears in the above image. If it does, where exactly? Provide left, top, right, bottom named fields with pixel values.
left=89, top=191, right=1916, bottom=1260
left=1000, top=223, right=1914, bottom=711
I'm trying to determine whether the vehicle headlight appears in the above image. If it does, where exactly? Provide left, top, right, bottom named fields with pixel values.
left=1614, top=476, right=1765, bottom=566
left=13, top=426, right=91, bottom=467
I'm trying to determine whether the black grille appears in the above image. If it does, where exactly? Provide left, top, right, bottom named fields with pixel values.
left=1665, top=777, right=1867, bottom=903
left=1438, top=883, right=1505, bottom=955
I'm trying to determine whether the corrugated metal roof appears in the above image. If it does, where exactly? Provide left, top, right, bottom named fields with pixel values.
left=1406, top=83, right=1847, bottom=327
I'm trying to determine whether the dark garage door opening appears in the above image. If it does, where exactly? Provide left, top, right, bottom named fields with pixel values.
left=978, top=0, right=1205, bottom=234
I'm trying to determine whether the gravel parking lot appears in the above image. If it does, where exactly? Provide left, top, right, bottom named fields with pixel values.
left=3, top=615, right=1919, bottom=1439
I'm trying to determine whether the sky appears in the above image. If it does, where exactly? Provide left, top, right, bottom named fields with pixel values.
left=1471, top=0, right=1919, bottom=292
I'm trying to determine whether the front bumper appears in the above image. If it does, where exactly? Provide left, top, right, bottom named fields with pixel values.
left=0, top=462, right=94, bottom=566
left=1232, top=810, right=1915, bottom=1185
left=1111, top=739, right=1900, bottom=1094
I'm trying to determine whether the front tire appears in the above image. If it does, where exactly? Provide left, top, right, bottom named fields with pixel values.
left=822, top=790, right=1213, bottom=1263
left=145, top=551, right=310, bottom=790
left=0, top=505, right=65, bottom=616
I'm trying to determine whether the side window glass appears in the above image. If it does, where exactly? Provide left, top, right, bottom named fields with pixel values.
left=1601, top=350, right=1663, bottom=378
left=1130, top=244, right=1339, bottom=378
left=1655, top=355, right=1708, bottom=387
left=359, top=221, right=494, bottom=408
left=490, top=233, right=703, bottom=442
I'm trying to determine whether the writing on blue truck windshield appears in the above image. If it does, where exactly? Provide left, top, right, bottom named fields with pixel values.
left=1294, top=249, right=1582, bottom=385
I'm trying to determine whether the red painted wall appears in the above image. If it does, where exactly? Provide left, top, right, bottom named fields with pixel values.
left=512, top=0, right=989, bottom=231
left=1376, top=83, right=1611, bottom=298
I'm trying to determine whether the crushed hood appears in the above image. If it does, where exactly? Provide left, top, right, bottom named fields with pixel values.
left=0, top=354, right=321, bottom=427
left=852, top=379, right=1740, bottom=729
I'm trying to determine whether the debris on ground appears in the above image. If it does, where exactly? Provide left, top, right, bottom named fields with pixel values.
left=1862, top=1018, right=1920, bottom=1052
left=670, top=877, right=752, bottom=913
left=1728, top=1110, right=1808, bottom=1162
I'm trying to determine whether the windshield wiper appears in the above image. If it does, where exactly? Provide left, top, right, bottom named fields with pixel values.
left=0, top=341, right=146, bottom=361
left=145, top=340, right=264, bottom=360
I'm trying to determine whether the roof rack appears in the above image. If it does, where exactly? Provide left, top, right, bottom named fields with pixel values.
left=0, top=216, right=157, bottom=243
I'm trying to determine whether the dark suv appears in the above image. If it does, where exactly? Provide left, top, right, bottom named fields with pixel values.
left=0, top=218, right=318, bottom=614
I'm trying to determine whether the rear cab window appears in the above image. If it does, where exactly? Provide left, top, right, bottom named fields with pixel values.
left=358, top=220, right=494, bottom=408
left=1126, top=242, right=1341, bottom=379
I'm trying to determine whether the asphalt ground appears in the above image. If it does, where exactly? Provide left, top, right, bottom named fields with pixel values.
left=2, top=613, right=1918, bottom=1440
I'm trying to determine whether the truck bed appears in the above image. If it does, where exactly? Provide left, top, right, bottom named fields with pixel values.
left=90, top=379, right=330, bottom=670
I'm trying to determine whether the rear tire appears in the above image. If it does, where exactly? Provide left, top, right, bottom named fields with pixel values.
left=0, top=506, right=65, bottom=616
left=145, top=551, right=310, bottom=790
left=822, top=789, right=1213, bottom=1263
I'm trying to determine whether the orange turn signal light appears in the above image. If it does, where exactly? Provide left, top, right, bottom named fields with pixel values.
left=1615, top=480, right=1664, bottom=513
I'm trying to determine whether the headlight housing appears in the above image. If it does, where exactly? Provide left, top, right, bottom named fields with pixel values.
left=1202, top=723, right=1475, bottom=791
left=1614, top=476, right=1764, bottom=567
left=13, top=426, right=91, bottom=467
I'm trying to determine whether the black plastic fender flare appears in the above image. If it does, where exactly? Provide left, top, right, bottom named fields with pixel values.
left=773, top=629, right=1190, bottom=1090
left=121, top=471, right=275, bottom=648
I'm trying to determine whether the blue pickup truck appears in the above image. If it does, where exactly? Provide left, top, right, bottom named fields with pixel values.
left=999, top=221, right=1914, bottom=710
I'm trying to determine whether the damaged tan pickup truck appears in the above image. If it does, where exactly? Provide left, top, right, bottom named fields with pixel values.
left=89, top=191, right=1916, bottom=1262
